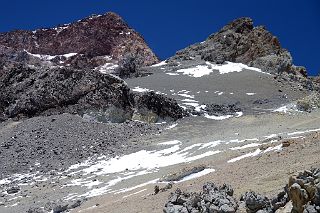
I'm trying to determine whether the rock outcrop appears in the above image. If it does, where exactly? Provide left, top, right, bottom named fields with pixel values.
left=0, top=62, right=184, bottom=122
left=0, top=12, right=159, bottom=69
left=205, top=103, right=242, bottom=116
left=133, top=91, right=187, bottom=123
left=296, top=92, right=320, bottom=112
left=0, top=63, right=132, bottom=121
left=169, top=17, right=306, bottom=77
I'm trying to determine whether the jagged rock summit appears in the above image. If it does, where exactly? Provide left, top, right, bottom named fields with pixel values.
left=170, top=17, right=307, bottom=77
left=0, top=12, right=159, bottom=67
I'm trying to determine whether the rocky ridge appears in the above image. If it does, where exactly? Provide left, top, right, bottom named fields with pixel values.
left=169, top=17, right=307, bottom=78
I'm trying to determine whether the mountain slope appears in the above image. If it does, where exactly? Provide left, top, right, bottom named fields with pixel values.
left=127, top=17, right=313, bottom=117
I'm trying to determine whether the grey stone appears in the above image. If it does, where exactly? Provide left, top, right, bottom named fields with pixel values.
left=6, top=186, right=20, bottom=194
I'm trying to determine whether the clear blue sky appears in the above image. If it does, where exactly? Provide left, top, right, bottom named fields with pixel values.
left=1, top=0, right=319, bottom=76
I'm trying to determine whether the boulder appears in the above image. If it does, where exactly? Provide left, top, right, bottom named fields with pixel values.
left=133, top=91, right=186, bottom=123
left=164, top=183, right=238, bottom=213
left=242, top=191, right=272, bottom=213
left=6, top=186, right=20, bottom=194
left=288, top=168, right=320, bottom=213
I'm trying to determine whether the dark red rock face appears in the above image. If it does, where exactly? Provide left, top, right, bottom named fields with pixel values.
left=0, top=12, right=159, bottom=66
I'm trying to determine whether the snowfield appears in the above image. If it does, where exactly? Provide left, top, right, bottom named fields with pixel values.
left=174, top=62, right=269, bottom=78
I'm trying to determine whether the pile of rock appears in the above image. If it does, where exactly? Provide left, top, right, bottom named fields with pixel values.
left=164, top=168, right=320, bottom=213
left=164, top=183, right=238, bottom=213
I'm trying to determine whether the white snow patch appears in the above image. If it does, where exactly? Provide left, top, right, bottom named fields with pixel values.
left=264, top=134, right=278, bottom=139
left=204, top=114, right=233, bottom=120
left=274, top=106, right=289, bottom=113
left=178, top=169, right=215, bottom=182
left=183, top=102, right=200, bottom=107
left=287, top=128, right=320, bottom=136
left=230, top=143, right=261, bottom=150
left=176, top=64, right=213, bottom=77
left=228, top=138, right=259, bottom=144
left=206, top=61, right=269, bottom=75
left=88, top=14, right=102, bottom=20
left=181, top=99, right=198, bottom=103
left=263, top=144, right=282, bottom=153
left=178, top=93, right=195, bottom=99
left=228, top=144, right=283, bottom=163
left=228, top=149, right=262, bottom=163
left=132, top=87, right=152, bottom=93
left=152, top=61, right=167, bottom=67
left=203, top=111, right=245, bottom=120
left=70, top=142, right=221, bottom=176
left=235, top=112, right=244, bottom=117
left=246, top=93, right=256, bottom=96
left=195, top=104, right=206, bottom=112
left=165, top=124, right=178, bottom=130
left=166, top=73, right=179, bottom=76
left=53, top=25, right=69, bottom=33
left=273, top=103, right=300, bottom=114
left=0, top=179, right=11, bottom=185
left=26, top=51, right=77, bottom=61
left=97, top=63, right=119, bottom=74
left=115, top=179, right=159, bottom=194
left=199, top=140, right=222, bottom=149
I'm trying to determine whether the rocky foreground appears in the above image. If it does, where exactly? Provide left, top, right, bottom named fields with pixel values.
left=164, top=168, right=320, bottom=213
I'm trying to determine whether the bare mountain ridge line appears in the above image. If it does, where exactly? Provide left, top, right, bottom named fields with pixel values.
left=170, top=17, right=308, bottom=77
left=0, top=13, right=309, bottom=77
left=0, top=12, right=159, bottom=66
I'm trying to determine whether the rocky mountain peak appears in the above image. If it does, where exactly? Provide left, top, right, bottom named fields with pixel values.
left=220, top=17, right=254, bottom=34
left=171, top=17, right=307, bottom=77
left=0, top=12, right=159, bottom=66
